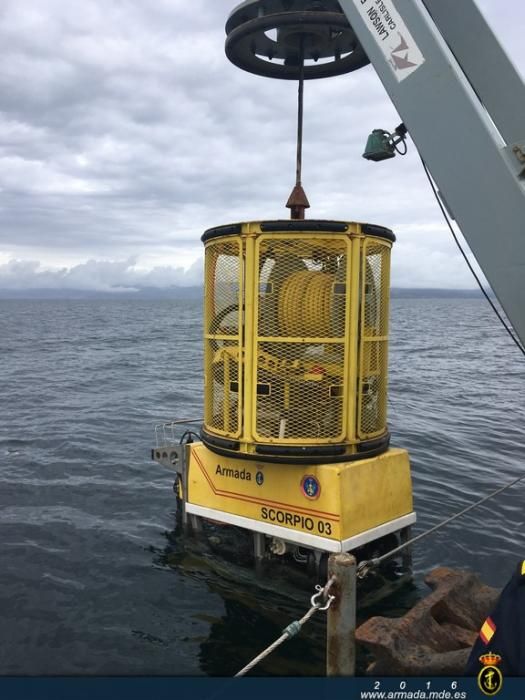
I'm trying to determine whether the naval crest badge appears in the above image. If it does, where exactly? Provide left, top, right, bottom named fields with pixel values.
left=477, top=652, right=503, bottom=697
left=301, top=475, right=320, bottom=500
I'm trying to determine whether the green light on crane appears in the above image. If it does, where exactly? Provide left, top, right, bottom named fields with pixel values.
left=363, top=123, right=408, bottom=162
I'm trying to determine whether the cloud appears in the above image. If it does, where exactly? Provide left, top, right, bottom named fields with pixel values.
left=0, top=1, right=522, bottom=288
left=0, top=257, right=203, bottom=291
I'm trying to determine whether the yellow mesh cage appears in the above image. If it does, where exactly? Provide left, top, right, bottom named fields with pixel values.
left=202, top=222, right=392, bottom=459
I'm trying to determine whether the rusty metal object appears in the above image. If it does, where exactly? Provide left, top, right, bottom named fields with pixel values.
left=286, top=184, right=310, bottom=219
left=327, top=553, right=357, bottom=676
left=356, top=567, right=500, bottom=676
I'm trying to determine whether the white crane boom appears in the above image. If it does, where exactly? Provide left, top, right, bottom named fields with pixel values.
left=339, top=0, right=525, bottom=346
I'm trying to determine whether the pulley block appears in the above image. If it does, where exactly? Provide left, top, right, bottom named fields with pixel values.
left=225, top=0, right=369, bottom=80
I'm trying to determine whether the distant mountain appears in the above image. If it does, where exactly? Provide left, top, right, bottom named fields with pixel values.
left=0, top=286, right=204, bottom=300
left=391, top=288, right=488, bottom=299
left=0, top=286, right=489, bottom=300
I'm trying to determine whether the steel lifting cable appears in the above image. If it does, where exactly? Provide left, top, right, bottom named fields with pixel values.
left=235, top=575, right=336, bottom=677
left=357, top=471, right=525, bottom=579
left=295, top=35, right=305, bottom=190
left=166, top=418, right=202, bottom=425
left=420, top=156, right=525, bottom=357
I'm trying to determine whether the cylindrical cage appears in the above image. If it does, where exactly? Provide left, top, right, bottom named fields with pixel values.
left=201, top=220, right=394, bottom=464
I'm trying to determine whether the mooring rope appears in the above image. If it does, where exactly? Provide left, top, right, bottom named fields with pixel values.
left=357, top=472, right=525, bottom=579
left=234, top=575, right=337, bottom=677
left=167, top=417, right=202, bottom=425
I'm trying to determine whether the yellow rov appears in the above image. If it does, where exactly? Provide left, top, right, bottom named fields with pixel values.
left=153, top=1, right=415, bottom=578
left=153, top=219, right=415, bottom=573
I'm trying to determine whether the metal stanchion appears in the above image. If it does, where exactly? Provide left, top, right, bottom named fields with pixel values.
left=327, top=553, right=357, bottom=676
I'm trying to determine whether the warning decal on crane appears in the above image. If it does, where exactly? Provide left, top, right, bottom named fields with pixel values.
left=350, top=0, right=425, bottom=81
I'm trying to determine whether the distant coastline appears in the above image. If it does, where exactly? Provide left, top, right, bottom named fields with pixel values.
left=0, top=286, right=491, bottom=300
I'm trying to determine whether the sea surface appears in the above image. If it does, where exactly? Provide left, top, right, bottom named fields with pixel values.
left=1, top=297, right=524, bottom=676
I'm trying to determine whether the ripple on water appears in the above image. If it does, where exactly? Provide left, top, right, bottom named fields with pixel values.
left=0, top=297, right=523, bottom=674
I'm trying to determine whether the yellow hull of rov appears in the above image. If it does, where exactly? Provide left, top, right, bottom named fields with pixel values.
left=186, top=443, right=415, bottom=553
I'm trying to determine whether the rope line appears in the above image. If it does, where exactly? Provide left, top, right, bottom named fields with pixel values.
left=279, top=270, right=334, bottom=337
left=235, top=575, right=336, bottom=677
left=420, top=156, right=525, bottom=357
left=165, top=418, right=202, bottom=425
left=358, top=471, right=525, bottom=578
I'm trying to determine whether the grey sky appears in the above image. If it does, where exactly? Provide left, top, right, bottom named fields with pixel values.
left=0, top=0, right=523, bottom=291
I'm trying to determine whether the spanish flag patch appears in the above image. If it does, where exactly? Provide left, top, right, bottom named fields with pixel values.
left=480, top=617, right=496, bottom=645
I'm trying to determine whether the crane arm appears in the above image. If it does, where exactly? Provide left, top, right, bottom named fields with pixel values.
left=338, top=0, right=525, bottom=346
